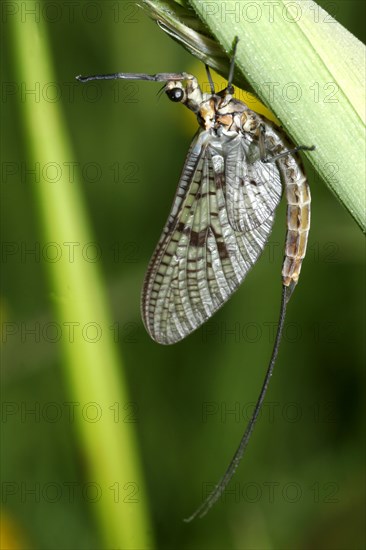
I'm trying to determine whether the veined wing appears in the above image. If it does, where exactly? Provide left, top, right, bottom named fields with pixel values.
left=141, top=131, right=282, bottom=345
left=225, top=135, right=282, bottom=232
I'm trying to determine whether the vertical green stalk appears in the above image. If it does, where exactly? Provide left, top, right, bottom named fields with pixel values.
left=9, top=4, right=153, bottom=549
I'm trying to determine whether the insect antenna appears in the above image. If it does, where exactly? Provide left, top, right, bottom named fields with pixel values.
left=76, top=72, right=188, bottom=83
left=184, top=284, right=292, bottom=522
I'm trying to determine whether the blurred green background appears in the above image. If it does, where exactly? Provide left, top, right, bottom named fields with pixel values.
left=1, top=1, right=365, bottom=549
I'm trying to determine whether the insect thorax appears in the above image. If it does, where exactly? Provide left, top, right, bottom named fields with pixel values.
left=166, top=76, right=262, bottom=138
left=198, top=94, right=263, bottom=139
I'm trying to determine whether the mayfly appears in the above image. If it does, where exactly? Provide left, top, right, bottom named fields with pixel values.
left=77, top=38, right=315, bottom=521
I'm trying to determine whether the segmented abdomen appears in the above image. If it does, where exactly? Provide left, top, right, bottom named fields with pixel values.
left=264, top=122, right=311, bottom=289
left=282, top=168, right=311, bottom=287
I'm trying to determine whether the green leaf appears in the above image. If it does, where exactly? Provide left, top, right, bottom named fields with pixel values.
left=9, top=5, right=154, bottom=549
left=140, top=0, right=366, bottom=232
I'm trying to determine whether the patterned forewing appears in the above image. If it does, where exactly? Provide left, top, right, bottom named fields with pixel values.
left=142, top=131, right=280, bottom=344
left=225, top=137, right=282, bottom=232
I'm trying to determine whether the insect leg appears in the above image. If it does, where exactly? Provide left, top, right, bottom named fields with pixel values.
left=205, top=65, right=215, bottom=94
left=218, top=36, right=239, bottom=106
left=259, top=124, right=315, bottom=163
left=226, top=36, right=239, bottom=93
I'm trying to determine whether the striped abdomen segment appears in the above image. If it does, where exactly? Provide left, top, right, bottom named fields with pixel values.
left=281, top=155, right=311, bottom=288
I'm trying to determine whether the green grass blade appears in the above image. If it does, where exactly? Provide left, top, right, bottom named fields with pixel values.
left=141, top=0, right=366, bottom=231
left=9, top=6, right=154, bottom=549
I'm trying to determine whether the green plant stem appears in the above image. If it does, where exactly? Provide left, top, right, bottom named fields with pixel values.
left=9, top=6, right=154, bottom=549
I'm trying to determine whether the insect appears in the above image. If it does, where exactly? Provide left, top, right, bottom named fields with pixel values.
left=77, top=38, right=315, bottom=520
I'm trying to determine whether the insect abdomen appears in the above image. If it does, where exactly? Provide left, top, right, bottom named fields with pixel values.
left=282, top=169, right=311, bottom=287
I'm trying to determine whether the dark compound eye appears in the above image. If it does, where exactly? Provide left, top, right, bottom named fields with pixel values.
left=166, top=87, right=184, bottom=102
